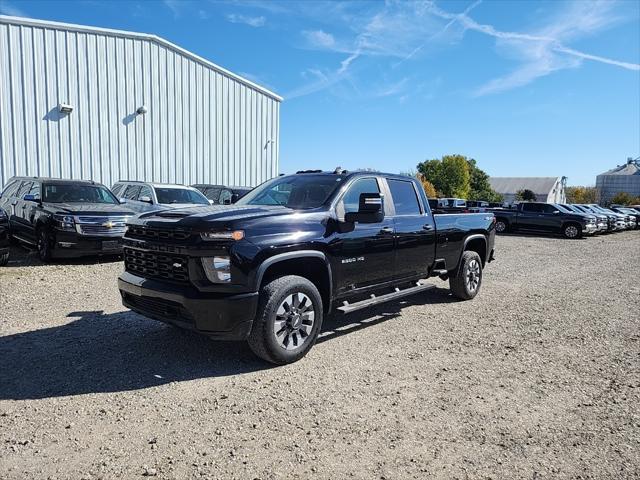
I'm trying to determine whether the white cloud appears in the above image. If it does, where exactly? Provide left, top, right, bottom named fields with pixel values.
left=226, top=13, right=266, bottom=27
left=302, top=30, right=336, bottom=48
left=0, top=1, right=29, bottom=17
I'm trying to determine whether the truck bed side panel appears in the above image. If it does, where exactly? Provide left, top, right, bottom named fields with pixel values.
left=433, top=213, right=495, bottom=269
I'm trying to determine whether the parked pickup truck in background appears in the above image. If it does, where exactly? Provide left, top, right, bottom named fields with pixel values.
left=490, top=201, right=597, bottom=238
left=0, top=177, right=135, bottom=261
left=0, top=208, right=9, bottom=266
left=118, top=169, right=496, bottom=364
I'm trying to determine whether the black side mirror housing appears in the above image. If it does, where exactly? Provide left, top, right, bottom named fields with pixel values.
left=344, top=192, right=384, bottom=224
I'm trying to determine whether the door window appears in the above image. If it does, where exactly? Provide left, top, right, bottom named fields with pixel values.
left=341, top=178, right=380, bottom=214
left=28, top=182, right=40, bottom=199
left=521, top=203, right=543, bottom=213
left=123, top=185, right=142, bottom=200
left=16, top=182, right=32, bottom=199
left=1, top=180, right=20, bottom=198
left=388, top=179, right=421, bottom=216
left=138, top=185, right=153, bottom=202
left=543, top=204, right=559, bottom=214
left=111, top=183, right=123, bottom=196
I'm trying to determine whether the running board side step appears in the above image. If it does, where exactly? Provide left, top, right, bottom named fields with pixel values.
left=337, top=281, right=434, bottom=314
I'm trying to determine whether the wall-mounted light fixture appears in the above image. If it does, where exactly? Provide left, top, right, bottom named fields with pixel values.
left=58, top=103, right=74, bottom=114
left=136, top=105, right=148, bottom=115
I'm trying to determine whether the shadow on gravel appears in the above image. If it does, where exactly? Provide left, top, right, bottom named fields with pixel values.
left=5, top=245, right=122, bottom=267
left=0, top=287, right=456, bottom=400
left=497, top=232, right=588, bottom=240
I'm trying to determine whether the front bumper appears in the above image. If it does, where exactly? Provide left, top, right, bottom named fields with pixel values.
left=118, top=271, right=259, bottom=340
left=583, top=224, right=597, bottom=235
left=51, top=230, right=124, bottom=258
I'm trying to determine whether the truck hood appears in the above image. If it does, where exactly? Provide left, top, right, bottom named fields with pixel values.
left=131, top=204, right=293, bottom=229
left=45, top=202, right=135, bottom=216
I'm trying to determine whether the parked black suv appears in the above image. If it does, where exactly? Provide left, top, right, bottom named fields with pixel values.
left=0, top=207, right=9, bottom=266
left=192, top=184, right=251, bottom=205
left=119, top=170, right=496, bottom=364
left=0, top=177, right=135, bottom=261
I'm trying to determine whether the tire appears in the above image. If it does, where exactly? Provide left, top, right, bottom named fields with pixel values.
left=449, top=251, right=483, bottom=301
left=0, top=252, right=8, bottom=266
left=248, top=275, right=323, bottom=365
left=37, top=227, right=53, bottom=262
left=494, top=218, right=508, bottom=234
left=562, top=223, right=582, bottom=239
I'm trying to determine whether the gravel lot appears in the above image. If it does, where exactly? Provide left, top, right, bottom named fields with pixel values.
left=1, top=232, right=639, bottom=479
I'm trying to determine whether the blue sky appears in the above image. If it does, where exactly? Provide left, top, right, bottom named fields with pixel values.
left=2, top=0, right=639, bottom=186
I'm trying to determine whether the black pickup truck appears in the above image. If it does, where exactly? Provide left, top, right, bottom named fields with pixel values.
left=0, top=177, right=135, bottom=261
left=118, top=170, right=496, bottom=364
left=490, top=202, right=597, bottom=238
left=0, top=208, right=9, bottom=266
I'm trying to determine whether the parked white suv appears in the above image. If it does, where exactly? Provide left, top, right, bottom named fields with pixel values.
left=111, top=181, right=211, bottom=213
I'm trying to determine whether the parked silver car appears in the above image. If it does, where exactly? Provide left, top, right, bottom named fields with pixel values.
left=111, top=181, right=211, bottom=213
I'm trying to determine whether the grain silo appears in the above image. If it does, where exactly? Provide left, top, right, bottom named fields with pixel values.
left=596, top=158, right=640, bottom=204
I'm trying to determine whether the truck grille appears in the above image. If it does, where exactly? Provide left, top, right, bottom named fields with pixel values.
left=124, top=247, right=189, bottom=283
left=75, top=216, right=129, bottom=236
left=126, top=226, right=191, bottom=242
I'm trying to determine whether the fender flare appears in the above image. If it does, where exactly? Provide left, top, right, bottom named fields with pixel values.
left=251, top=250, right=333, bottom=303
left=461, top=234, right=488, bottom=266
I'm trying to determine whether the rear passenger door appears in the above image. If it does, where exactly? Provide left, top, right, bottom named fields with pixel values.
left=518, top=203, right=544, bottom=230
left=386, top=178, right=436, bottom=281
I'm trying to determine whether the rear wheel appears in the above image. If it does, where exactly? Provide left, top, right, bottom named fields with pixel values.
left=494, top=218, right=508, bottom=233
left=37, top=228, right=53, bottom=262
left=449, top=251, right=483, bottom=300
left=248, top=275, right=323, bottom=365
left=562, top=223, right=582, bottom=239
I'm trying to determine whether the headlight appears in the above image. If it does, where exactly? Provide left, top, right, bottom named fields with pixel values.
left=53, top=214, right=75, bottom=231
left=200, top=230, right=244, bottom=241
left=201, top=256, right=231, bottom=283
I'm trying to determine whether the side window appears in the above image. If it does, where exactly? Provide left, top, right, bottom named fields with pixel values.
left=123, top=185, right=141, bottom=200
left=543, top=204, right=558, bottom=214
left=388, top=179, right=421, bottom=216
left=219, top=189, right=232, bottom=205
left=138, top=185, right=153, bottom=201
left=521, top=203, right=541, bottom=213
left=111, top=183, right=123, bottom=196
left=16, top=181, right=33, bottom=199
left=341, top=178, right=380, bottom=214
left=28, top=182, right=40, bottom=198
left=1, top=180, right=19, bottom=198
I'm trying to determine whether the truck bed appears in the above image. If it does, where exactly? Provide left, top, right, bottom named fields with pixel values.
left=433, top=212, right=496, bottom=270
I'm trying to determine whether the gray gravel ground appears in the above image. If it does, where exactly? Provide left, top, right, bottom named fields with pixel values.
left=0, top=231, right=639, bottom=479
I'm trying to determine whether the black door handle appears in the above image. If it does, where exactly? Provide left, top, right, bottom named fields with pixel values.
left=379, top=226, right=394, bottom=234
left=422, top=224, right=433, bottom=230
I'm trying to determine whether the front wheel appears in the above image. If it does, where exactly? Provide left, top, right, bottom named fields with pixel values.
left=449, top=251, right=483, bottom=300
left=37, top=228, right=53, bottom=262
left=0, top=252, right=8, bottom=266
left=562, top=223, right=582, bottom=239
left=248, top=275, right=323, bottom=365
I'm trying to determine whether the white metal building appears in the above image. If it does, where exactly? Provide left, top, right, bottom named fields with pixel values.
left=489, top=176, right=567, bottom=204
left=0, top=16, right=281, bottom=190
left=596, top=158, right=640, bottom=204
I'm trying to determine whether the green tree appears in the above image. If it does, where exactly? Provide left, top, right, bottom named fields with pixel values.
left=565, top=186, right=598, bottom=204
left=417, top=173, right=437, bottom=198
left=417, top=154, right=471, bottom=198
left=466, top=158, right=503, bottom=202
left=515, top=189, right=537, bottom=201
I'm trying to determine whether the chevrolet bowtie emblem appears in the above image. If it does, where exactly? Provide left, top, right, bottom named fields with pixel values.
left=103, top=221, right=113, bottom=228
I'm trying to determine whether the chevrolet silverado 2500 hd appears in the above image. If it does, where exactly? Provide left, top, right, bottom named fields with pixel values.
left=118, top=170, right=496, bottom=364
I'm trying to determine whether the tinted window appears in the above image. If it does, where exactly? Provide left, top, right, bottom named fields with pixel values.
left=155, top=188, right=209, bottom=205
left=42, top=184, right=118, bottom=204
left=543, top=204, right=559, bottom=214
left=16, top=181, right=32, bottom=199
left=238, top=175, right=343, bottom=209
left=341, top=178, right=380, bottom=214
left=1, top=180, right=19, bottom=198
left=521, top=203, right=543, bottom=213
left=219, top=189, right=233, bottom=205
left=388, top=179, right=421, bottom=216
left=28, top=182, right=41, bottom=198
left=203, top=187, right=222, bottom=202
left=138, top=185, right=153, bottom=201
left=123, top=185, right=142, bottom=200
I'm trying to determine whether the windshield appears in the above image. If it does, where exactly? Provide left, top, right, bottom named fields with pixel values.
left=554, top=204, right=572, bottom=213
left=155, top=188, right=209, bottom=205
left=236, top=174, right=343, bottom=209
left=43, top=184, right=118, bottom=204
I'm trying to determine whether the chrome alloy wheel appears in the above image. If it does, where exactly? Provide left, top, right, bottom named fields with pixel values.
left=273, top=292, right=315, bottom=351
left=565, top=225, right=579, bottom=238
left=495, top=221, right=506, bottom=233
left=465, top=259, right=481, bottom=293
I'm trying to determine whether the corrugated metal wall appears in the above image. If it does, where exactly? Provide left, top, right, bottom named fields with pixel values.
left=0, top=17, right=280, bottom=190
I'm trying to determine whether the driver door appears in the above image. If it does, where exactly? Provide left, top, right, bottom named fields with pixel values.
left=330, top=176, right=396, bottom=297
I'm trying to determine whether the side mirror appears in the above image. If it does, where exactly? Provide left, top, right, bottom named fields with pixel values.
left=344, top=192, right=384, bottom=224
left=230, top=193, right=240, bottom=204
left=120, top=198, right=127, bottom=203
left=23, top=194, right=41, bottom=203
left=553, top=210, right=560, bottom=214
left=139, top=196, right=153, bottom=204
left=209, top=199, right=214, bottom=205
